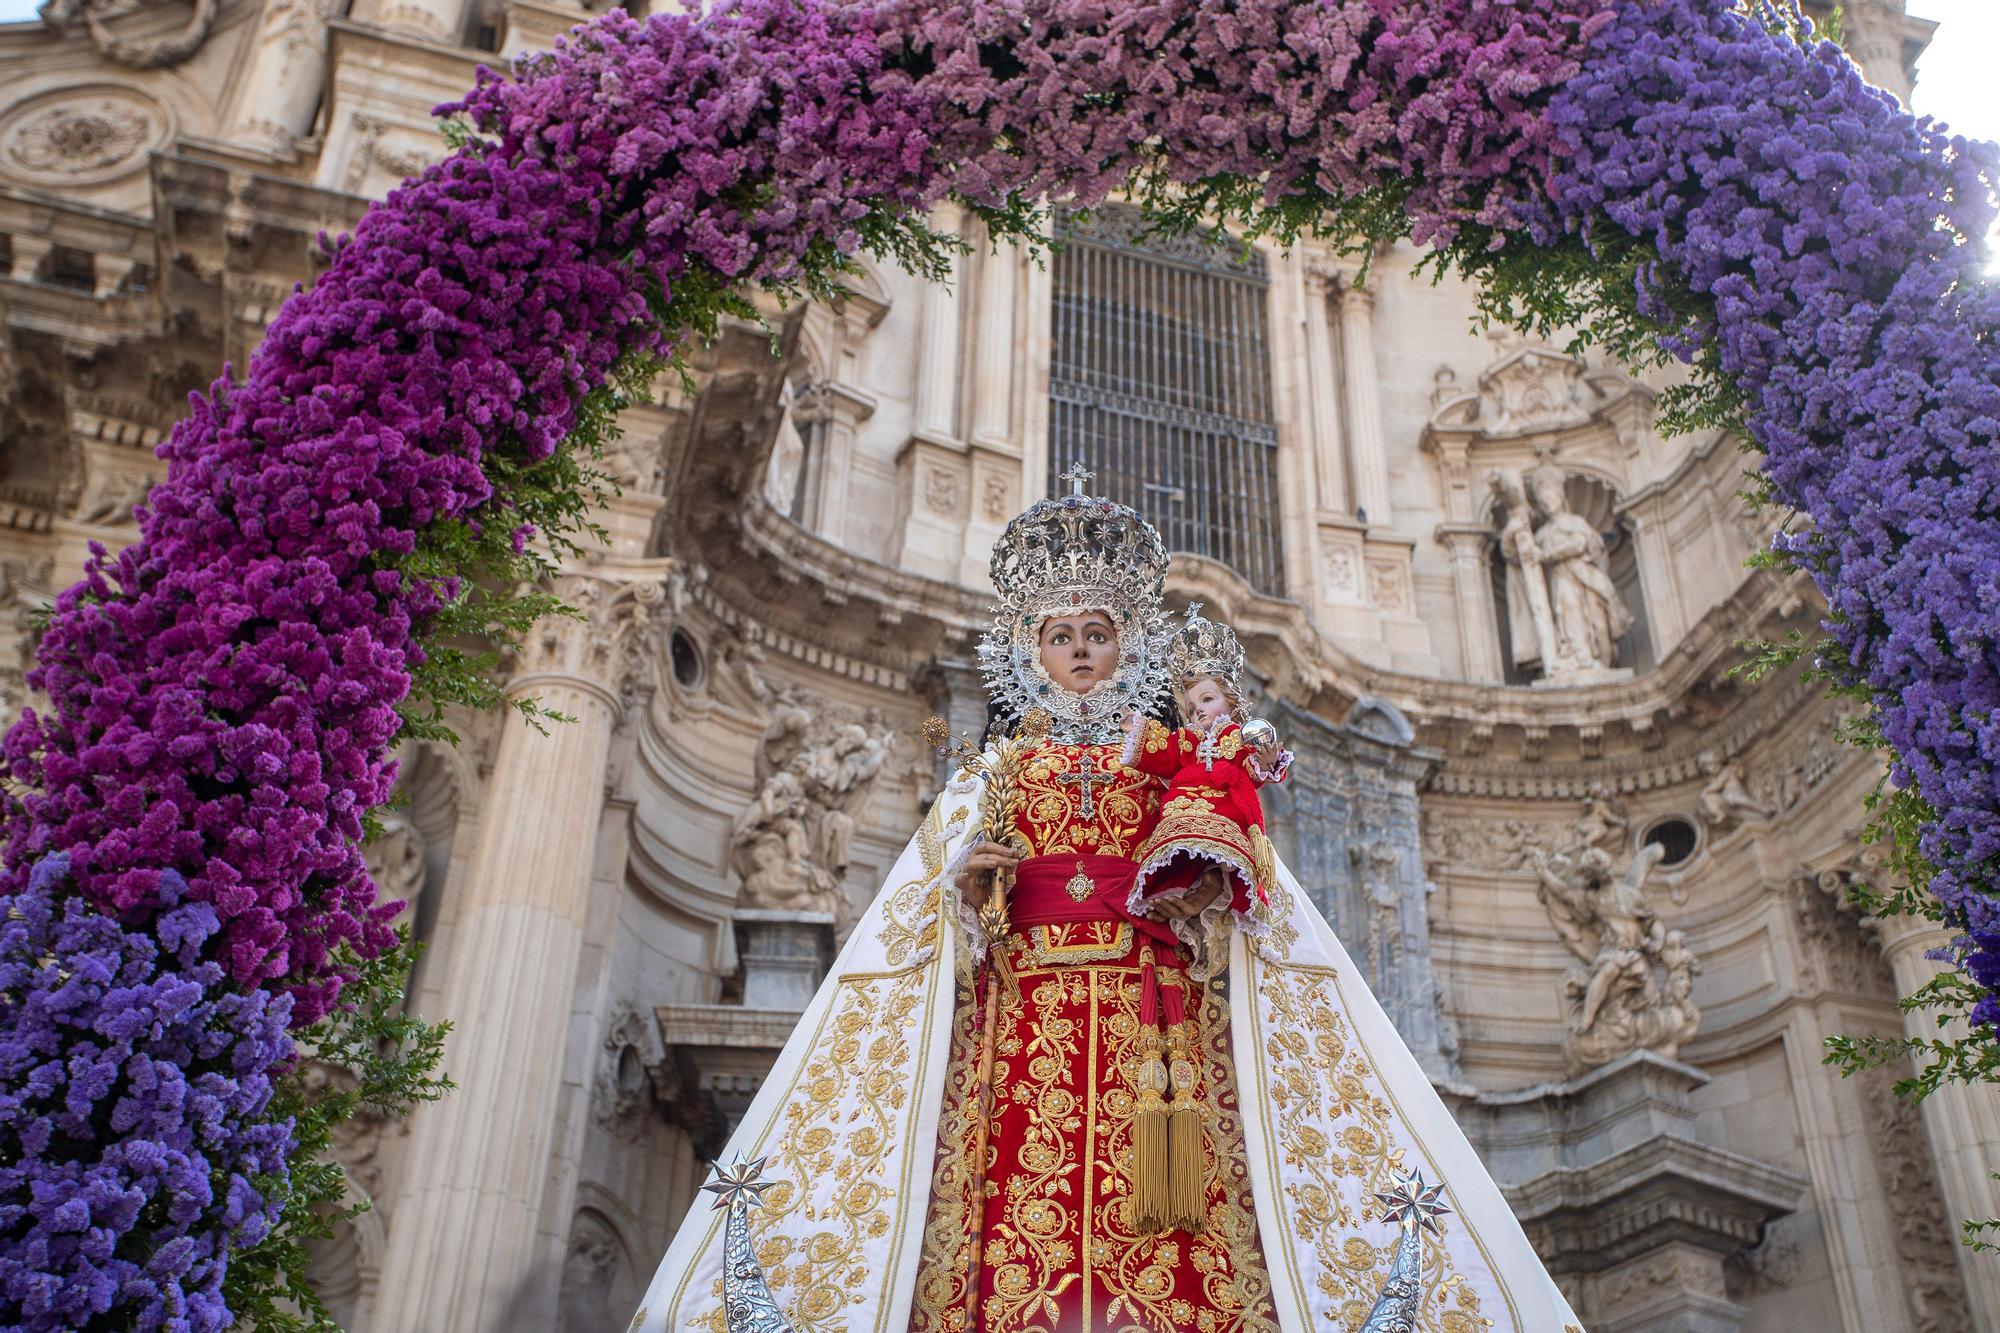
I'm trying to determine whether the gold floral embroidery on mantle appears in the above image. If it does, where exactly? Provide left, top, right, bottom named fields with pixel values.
left=878, top=800, right=968, bottom=968
left=677, top=962, right=948, bottom=1333
left=1246, top=958, right=1508, bottom=1332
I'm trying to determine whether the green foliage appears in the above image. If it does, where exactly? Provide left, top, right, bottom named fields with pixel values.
left=221, top=935, right=452, bottom=1330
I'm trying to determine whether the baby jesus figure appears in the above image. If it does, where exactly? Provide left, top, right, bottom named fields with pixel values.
left=1122, top=603, right=1292, bottom=974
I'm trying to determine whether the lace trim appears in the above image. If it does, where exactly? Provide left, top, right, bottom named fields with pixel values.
left=1126, top=845, right=1258, bottom=982
left=1246, top=747, right=1292, bottom=784
left=942, top=838, right=987, bottom=964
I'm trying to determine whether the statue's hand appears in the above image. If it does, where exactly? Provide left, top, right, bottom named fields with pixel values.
left=1152, top=867, right=1227, bottom=921
left=953, top=839, right=1022, bottom=910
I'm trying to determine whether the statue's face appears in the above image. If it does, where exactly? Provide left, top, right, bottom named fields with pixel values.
left=1037, top=612, right=1119, bottom=695
left=1529, top=475, right=1566, bottom=516
left=1181, top=676, right=1234, bottom=729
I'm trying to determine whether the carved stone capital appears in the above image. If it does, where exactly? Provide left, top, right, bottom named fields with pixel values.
left=509, top=560, right=676, bottom=715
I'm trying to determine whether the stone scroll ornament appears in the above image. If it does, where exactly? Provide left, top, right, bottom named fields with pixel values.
left=2, top=1, right=1995, bottom=1328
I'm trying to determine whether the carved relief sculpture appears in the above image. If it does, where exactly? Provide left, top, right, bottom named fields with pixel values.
left=1696, top=749, right=1774, bottom=830
left=1530, top=840, right=1701, bottom=1072
left=730, top=686, right=893, bottom=917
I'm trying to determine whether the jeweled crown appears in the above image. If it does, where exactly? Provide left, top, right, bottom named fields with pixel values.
left=977, top=463, right=1172, bottom=744
left=1166, top=602, right=1245, bottom=694
left=988, top=462, right=1170, bottom=624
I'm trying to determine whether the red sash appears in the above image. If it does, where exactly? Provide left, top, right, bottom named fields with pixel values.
left=1007, top=854, right=1181, bottom=955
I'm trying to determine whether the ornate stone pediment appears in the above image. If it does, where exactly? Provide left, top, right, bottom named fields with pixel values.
left=1428, top=344, right=1605, bottom=439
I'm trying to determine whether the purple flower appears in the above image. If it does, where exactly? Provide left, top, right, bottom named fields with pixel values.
left=1, top=857, right=294, bottom=1331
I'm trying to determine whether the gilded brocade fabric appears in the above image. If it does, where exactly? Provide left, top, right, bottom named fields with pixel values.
left=909, top=926, right=1278, bottom=1333
left=1127, top=720, right=1273, bottom=914
left=1010, top=741, right=1162, bottom=858
left=908, top=736, right=1276, bottom=1332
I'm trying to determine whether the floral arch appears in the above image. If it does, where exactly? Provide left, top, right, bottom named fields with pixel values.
left=2, top=0, right=1995, bottom=1327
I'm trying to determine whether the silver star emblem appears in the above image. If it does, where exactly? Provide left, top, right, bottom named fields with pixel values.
left=701, top=1156, right=777, bottom=1212
left=1375, top=1168, right=1452, bottom=1234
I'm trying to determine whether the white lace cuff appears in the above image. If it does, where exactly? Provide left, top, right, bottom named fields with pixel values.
left=1247, top=747, right=1293, bottom=784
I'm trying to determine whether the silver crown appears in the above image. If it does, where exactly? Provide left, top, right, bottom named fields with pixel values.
left=1165, top=601, right=1245, bottom=696
left=977, top=462, right=1171, bottom=744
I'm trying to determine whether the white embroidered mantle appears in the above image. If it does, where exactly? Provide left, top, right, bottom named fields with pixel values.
left=631, top=772, right=1584, bottom=1333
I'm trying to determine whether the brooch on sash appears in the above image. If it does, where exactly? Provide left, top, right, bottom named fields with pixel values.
left=1066, top=860, right=1093, bottom=903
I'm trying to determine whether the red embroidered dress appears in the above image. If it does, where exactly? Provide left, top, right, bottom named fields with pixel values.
left=1123, top=720, right=1283, bottom=969
left=911, top=739, right=1279, bottom=1333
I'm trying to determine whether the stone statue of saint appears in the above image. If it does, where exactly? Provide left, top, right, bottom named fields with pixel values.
left=1524, top=459, right=1632, bottom=674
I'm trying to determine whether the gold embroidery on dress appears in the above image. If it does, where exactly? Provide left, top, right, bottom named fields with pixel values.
left=1086, top=967, right=1275, bottom=1332
left=1030, top=920, right=1133, bottom=965
left=1017, top=742, right=1158, bottom=858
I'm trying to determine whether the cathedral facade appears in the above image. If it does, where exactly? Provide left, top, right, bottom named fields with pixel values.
left=0, top=1, right=1993, bottom=1330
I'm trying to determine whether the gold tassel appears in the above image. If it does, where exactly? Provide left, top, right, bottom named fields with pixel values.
left=1128, top=1023, right=1170, bottom=1235
left=1166, top=1020, right=1207, bottom=1233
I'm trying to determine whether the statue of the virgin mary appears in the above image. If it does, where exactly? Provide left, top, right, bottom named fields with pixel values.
left=631, top=475, right=1585, bottom=1333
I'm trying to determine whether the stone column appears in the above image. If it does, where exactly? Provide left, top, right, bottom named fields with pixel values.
left=221, top=0, right=336, bottom=151
left=912, top=202, right=967, bottom=447
left=373, top=559, right=670, bottom=1333
left=967, top=222, right=1020, bottom=452
left=1620, top=502, right=1688, bottom=650
left=1877, top=917, right=2000, bottom=1328
left=1302, top=263, right=1350, bottom=514
left=1336, top=278, right=1392, bottom=528
left=1435, top=523, right=1504, bottom=682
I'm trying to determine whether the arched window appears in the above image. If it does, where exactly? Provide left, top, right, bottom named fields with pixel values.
left=1049, top=204, right=1285, bottom=595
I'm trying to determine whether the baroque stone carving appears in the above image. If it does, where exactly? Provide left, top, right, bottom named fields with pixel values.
left=1530, top=841, right=1701, bottom=1072
left=1696, top=749, right=1773, bottom=830
left=516, top=569, right=673, bottom=707
left=557, top=1209, right=631, bottom=1333
left=592, top=1005, right=658, bottom=1140
left=980, top=473, right=1011, bottom=523
left=1324, top=545, right=1359, bottom=599
left=1489, top=452, right=1632, bottom=681
left=71, top=466, right=152, bottom=524
left=922, top=465, right=960, bottom=517
left=0, top=556, right=53, bottom=735
left=1420, top=810, right=1563, bottom=873
left=1857, top=1065, right=1977, bottom=1333
left=38, top=0, right=216, bottom=68
left=1745, top=706, right=1857, bottom=815
left=342, top=113, right=443, bottom=194
left=1791, top=869, right=1895, bottom=998
left=0, top=87, right=168, bottom=187
left=730, top=686, right=893, bottom=916
left=361, top=809, right=426, bottom=923
left=1350, top=836, right=1404, bottom=989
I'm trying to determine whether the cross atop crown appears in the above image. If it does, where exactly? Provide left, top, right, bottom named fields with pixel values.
left=1059, top=461, right=1095, bottom=496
